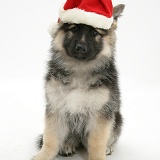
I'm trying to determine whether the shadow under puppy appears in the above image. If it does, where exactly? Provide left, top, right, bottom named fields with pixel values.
left=32, top=1, right=125, bottom=160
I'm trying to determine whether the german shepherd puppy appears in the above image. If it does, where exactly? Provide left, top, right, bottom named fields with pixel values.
left=33, top=4, right=125, bottom=160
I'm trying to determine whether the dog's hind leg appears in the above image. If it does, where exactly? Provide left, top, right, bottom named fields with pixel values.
left=36, top=134, right=43, bottom=150
left=106, top=146, right=114, bottom=155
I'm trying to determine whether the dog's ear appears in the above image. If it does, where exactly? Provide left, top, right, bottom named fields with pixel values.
left=110, top=4, right=125, bottom=30
left=113, top=4, right=125, bottom=20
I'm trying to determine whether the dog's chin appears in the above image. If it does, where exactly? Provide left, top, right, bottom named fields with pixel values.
left=67, top=52, right=95, bottom=61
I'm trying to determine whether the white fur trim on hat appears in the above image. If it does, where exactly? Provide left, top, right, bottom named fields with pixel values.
left=59, top=5, right=113, bottom=30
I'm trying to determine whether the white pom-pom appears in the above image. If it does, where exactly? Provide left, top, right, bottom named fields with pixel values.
left=48, top=22, right=59, bottom=36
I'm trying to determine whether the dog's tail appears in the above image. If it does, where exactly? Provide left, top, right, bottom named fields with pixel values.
left=36, top=134, right=43, bottom=150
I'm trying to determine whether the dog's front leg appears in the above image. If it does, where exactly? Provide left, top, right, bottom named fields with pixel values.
left=32, top=114, right=60, bottom=160
left=88, top=117, right=112, bottom=160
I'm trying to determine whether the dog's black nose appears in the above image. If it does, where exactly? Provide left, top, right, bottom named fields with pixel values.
left=75, top=44, right=87, bottom=53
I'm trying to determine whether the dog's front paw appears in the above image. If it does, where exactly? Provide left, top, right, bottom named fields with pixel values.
left=32, top=155, right=37, bottom=160
left=32, top=152, right=54, bottom=160
left=32, top=155, right=40, bottom=160
left=32, top=154, right=44, bottom=160
left=59, top=144, right=76, bottom=157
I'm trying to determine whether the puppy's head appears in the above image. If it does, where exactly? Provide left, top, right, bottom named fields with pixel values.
left=51, top=4, right=125, bottom=61
left=61, top=23, right=108, bottom=61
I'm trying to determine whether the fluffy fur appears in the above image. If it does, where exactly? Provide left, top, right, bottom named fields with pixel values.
left=32, top=4, right=125, bottom=160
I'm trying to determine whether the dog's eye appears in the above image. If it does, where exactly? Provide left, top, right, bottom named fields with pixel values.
left=92, top=30, right=99, bottom=37
left=70, top=26, right=78, bottom=32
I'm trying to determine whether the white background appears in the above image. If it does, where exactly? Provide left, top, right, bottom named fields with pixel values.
left=0, top=0, right=160, bottom=160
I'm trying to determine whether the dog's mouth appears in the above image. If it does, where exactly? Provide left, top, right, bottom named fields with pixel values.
left=73, top=54, right=89, bottom=61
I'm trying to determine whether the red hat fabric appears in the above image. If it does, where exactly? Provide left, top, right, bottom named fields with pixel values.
left=59, top=0, right=113, bottom=29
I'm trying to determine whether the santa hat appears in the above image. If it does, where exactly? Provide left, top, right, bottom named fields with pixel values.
left=59, top=0, right=113, bottom=30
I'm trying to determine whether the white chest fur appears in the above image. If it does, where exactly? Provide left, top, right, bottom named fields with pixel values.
left=46, top=74, right=110, bottom=115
